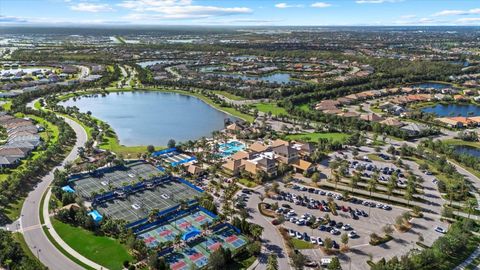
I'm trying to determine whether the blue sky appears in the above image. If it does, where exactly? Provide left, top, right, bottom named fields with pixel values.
left=1, top=0, right=480, bottom=26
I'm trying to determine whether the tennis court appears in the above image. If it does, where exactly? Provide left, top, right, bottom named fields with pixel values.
left=70, top=160, right=163, bottom=198
left=213, top=226, right=247, bottom=250
left=161, top=225, right=247, bottom=269
left=138, top=208, right=214, bottom=248
left=95, top=178, right=202, bottom=223
left=139, top=224, right=181, bottom=248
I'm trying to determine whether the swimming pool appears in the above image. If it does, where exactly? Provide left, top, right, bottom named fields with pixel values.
left=218, top=141, right=245, bottom=157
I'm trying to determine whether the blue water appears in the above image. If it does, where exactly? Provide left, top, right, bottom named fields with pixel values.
left=216, top=72, right=296, bottom=84
left=219, top=141, right=245, bottom=157
left=412, top=83, right=452, bottom=90
left=421, top=104, right=480, bottom=117
left=61, top=91, right=238, bottom=146
left=454, top=145, right=480, bottom=158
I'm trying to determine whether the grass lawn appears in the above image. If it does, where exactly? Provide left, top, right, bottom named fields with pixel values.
left=98, top=130, right=163, bottom=158
left=212, top=91, right=246, bottom=101
left=442, top=139, right=480, bottom=148
left=52, top=219, right=133, bottom=270
left=367, top=154, right=386, bottom=162
left=290, top=238, right=314, bottom=249
left=298, top=104, right=312, bottom=112
left=285, top=132, right=350, bottom=143
left=237, top=178, right=258, bottom=188
left=254, top=102, right=287, bottom=116
left=228, top=253, right=256, bottom=270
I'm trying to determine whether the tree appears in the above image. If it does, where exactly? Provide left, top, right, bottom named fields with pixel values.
left=367, top=174, right=378, bottom=199
left=383, top=224, right=394, bottom=236
left=147, top=145, right=155, bottom=153
left=267, top=253, right=279, bottom=270
left=324, top=237, right=333, bottom=250
left=290, top=251, right=306, bottom=270
left=247, top=241, right=262, bottom=256
left=464, top=198, right=477, bottom=219
left=340, top=233, right=349, bottom=251
left=208, top=247, right=227, bottom=270
left=328, top=257, right=342, bottom=270
left=167, top=139, right=176, bottom=148
left=350, top=172, right=360, bottom=192
left=311, top=172, right=320, bottom=184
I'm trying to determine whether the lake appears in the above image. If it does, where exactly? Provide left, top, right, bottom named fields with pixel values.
left=454, top=145, right=480, bottom=158
left=412, top=82, right=452, bottom=90
left=61, top=91, right=238, bottom=146
left=215, top=72, right=298, bottom=84
left=421, top=104, right=480, bottom=117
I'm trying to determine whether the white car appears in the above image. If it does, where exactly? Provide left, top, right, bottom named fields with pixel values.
left=342, top=224, right=352, bottom=231
left=296, top=219, right=305, bottom=226
left=434, top=227, right=447, bottom=234
left=310, top=238, right=317, bottom=244
left=317, top=237, right=324, bottom=246
left=330, top=228, right=340, bottom=235
left=288, top=229, right=296, bottom=237
left=296, top=231, right=303, bottom=239
left=348, top=231, right=358, bottom=238
left=289, top=217, right=298, bottom=223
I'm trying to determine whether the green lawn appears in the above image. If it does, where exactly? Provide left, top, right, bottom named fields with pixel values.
left=290, top=238, right=314, bottom=249
left=254, top=102, right=287, bottom=116
left=286, top=132, right=350, bottom=143
left=442, top=139, right=480, bottom=148
left=52, top=219, right=133, bottom=270
left=298, top=104, right=312, bottom=112
left=212, top=91, right=246, bottom=101
left=237, top=178, right=258, bottom=188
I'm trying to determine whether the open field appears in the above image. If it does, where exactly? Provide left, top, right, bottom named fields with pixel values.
left=286, top=132, right=350, bottom=143
left=52, top=219, right=133, bottom=270
left=254, top=102, right=287, bottom=116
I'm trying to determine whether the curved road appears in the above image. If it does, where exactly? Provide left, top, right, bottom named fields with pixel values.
left=20, top=101, right=89, bottom=270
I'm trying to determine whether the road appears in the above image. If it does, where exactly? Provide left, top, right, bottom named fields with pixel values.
left=19, top=101, right=89, bottom=269
left=246, top=186, right=292, bottom=270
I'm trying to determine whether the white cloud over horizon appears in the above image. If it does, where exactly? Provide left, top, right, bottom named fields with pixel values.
left=70, top=3, right=114, bottom=13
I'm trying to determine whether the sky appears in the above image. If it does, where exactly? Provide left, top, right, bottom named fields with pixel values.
left=1, top=0, right=480, bottom=26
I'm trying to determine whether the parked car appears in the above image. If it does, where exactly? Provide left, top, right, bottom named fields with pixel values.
left=348, top=231, right=358, bottom=238
left=434, top=227, right=447, bottom=234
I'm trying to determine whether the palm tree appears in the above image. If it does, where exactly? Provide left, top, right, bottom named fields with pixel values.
left=464, top=198, right=478, bottom=219
left=350, top=172, right=360, bottom=192
left=404, top=188, right=413, bottom=207
left=367, top=175, right=377, bottom=200
left=387, top=174, right=397, bottom=200
left=333, top=172, right=341, bottom=190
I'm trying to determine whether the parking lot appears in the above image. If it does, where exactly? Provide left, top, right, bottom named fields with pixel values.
left=263, top=183, right=406, bottom=249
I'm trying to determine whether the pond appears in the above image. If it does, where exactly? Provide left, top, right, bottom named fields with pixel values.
left=454, top=145, right=480, bottom=158
left=61, top=91, right=238, bottom=146
left=421, top=104, right=480, bottom=117
left=412, top=82, right=453, bottom=90
left=215, top=72, right=298, bottom=84
left=137, top=60, right=176, bottom=68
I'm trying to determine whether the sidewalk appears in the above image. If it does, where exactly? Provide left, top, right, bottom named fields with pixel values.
left=42, top=188, right=105, bottom=270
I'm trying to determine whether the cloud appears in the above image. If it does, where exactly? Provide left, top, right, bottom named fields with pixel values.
left=0, top=15, right=28, bottom=23
left=400, top=14, right=416, bottom=19
left=311, top=2, right=331, bottom=8
left=70, top=3, right=114, bottom=12
left=274, top=3, right=304, bottom=8
left=456, top=17, right=480, bottom=24
left=356, top=0, right=402, bottom=4
left=118, top=0, right=251, bottom=19
left=433, top=8, right=480, bottom=17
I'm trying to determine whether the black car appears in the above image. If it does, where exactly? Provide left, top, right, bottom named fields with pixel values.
left=282, top=204, right=292, bottom=209
left=329, top=220, right=336, bottom=226
left=332, top=240, right=339, bottom=249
